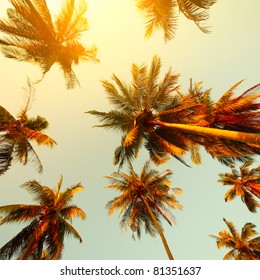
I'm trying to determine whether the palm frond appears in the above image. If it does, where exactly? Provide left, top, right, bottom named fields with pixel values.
left=22, top=126, right=56, bottom=147
left=57, top=183, right=85, bottom=206
left=0, top=204, right=43, bottom=224
left=177, top=0, right=216, bottom=33
left=136, top=0, right=178, bottom=41
left=242, top=191, right=260, bottom=213
left=56, top=0, right=88, bottom=42
left=0, top=138, right=13, bottom=175
left=213, top=80, right=244, bottom=112
left=241, top=223, right=258, bottom=241
left=60, top=206, right=86, bottom=221
left=0, top=219, right=38, bottom=259
left=20, top=179, right=55, bottom=204
left=223, top=218, right=239, bottom=239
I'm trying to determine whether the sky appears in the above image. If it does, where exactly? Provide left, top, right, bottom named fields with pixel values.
left=0, top=0, right=260, bottom=260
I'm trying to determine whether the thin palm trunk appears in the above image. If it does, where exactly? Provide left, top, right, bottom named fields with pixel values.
left=150, top=120, right=260, bottom=145
left=140, top=195, right=174, bottom=260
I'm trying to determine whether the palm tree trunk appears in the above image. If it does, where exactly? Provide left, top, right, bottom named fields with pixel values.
left=140, top=195, right=174, bottom=260
left=149, top=120, right=260, bottom=146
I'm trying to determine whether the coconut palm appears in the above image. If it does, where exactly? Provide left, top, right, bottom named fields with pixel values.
left=0, top=85, right=56, bottom=175
left=0, top=175, right=86, bottom=260
left=88, top=55, right=260, bottom=168
left=218, top=161, right=260, bottom=212
left=210, top=218, right=260, bottom=260
left=0, top=0, right=99, bottom=89
left=105, top=161, right=182, bottom=260
left=135, top=0, right=216, bottom=41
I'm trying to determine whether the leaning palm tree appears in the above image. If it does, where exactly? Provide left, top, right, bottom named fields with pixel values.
left=0, top=0, right=99, bottom=89
left=0, top=175, right=86, bottom=260
left=135, top=0, right=217, bottom=41
left=210, top=218, right=260, bottom=260
left=88, top=55, right=260, bottom=168
left=218, top=161, right=260, bottom=212
left=0, top=84, right=56, bottom=175
left=105, top=161, right=183, bottom=260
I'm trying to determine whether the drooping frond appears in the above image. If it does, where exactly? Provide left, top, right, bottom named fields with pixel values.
left=0, top=204, right=43, bottom=224
left=176, top=0, right=216, bottom=33
left=0, top=219, right=39, bottom=259
left=0, top=138, right=13, bottom=175
left=241, top=223, right=258, bottom=241
left=135, top=0, right=216, bottom=40
left=60, top=205, right=86, bottom=221
left=136, top=0, right=178, bottom=41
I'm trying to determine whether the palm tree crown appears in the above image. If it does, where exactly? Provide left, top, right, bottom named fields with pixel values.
left=0, top=175, right=86, bottom=260
left=0, top=86, right=56, bottom=175
left=105, top=161, right=182, bottom=260
left=210, top=218, right=260, bottom=260
left=135, top=0, right=217, bottom=41
left=88, top=55, right=260, bottom=168
left=0, top=0, right=99, bottom=89
left=218, top=161, right=260, bottom=212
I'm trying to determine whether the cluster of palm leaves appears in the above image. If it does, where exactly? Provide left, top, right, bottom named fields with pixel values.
left=88, top=55, right=260, bottom=168
left=0, top=82, right=56, bottom=175
left=89, top=54, right=260, bottom=259
left=210, top=218, right=260, bottom=260
left=0, top=0, right=90, bottom=260
left=0, top=176, right=86, bottom=260
left=105, top=161, right=183, bottom=260
left=0, top=0, right=99, bottom=89
left=218, top=161, right=260, bottom=213
left=135, top=0, right=217, bottom=41
left=0, top=0, right=259, bottom=261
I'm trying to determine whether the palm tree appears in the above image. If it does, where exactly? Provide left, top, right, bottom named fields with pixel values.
left=210, top=218, right=260, bottom=260
left=0, top=175, right=86, bottom=260
left=218, top=161, right=260, bottom=212
left=0, top=0, right=99, bottom=89
left=0, top=84, right=56, bottom=175
left=87, top=55, right=260, bottom=168
left=135, top=0, right=216, bottom=41
left=105, top=161, right=183, bottom=260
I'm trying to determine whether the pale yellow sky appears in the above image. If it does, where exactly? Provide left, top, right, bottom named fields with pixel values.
left=0, top=0, right=259, bottom=260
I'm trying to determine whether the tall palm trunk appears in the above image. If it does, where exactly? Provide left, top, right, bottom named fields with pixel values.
left=150, top=120, right=260, bottom=145
left=140, top=195, right=174, bottom=260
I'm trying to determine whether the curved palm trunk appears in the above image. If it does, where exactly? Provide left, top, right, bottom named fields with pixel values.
left=149, top=120, right=260, bottom=146
left=140, top=195, right=174, bottom=260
